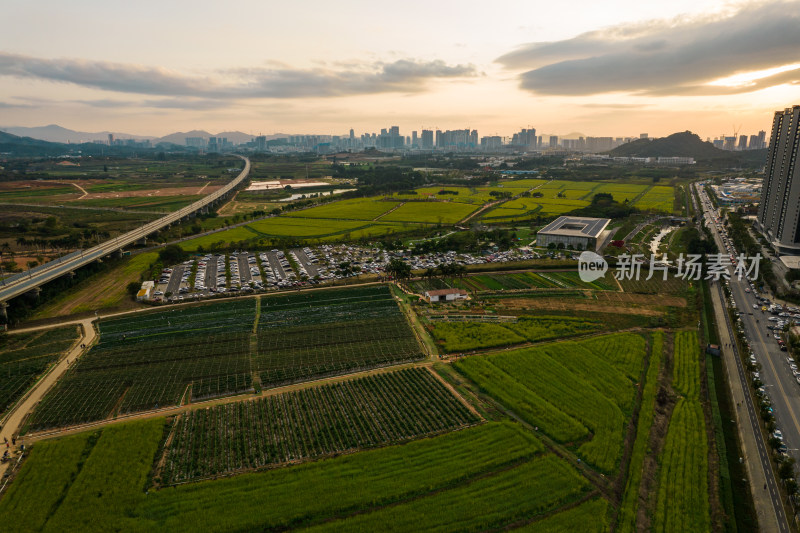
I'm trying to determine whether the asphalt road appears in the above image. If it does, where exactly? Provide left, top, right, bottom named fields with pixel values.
left=293, top=248, right=319, bottom=277
left=698, top=183, right=792, bottom=531
left=165, top=265, right=185, bottom=295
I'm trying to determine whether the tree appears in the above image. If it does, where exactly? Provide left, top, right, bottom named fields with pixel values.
left=386, top=258, right=411, bottom=280
left=127, top=281, right=141, bottom=298
left=779, top=457, right=796, bottom=480
left=159, top=244, right=186, bottom=265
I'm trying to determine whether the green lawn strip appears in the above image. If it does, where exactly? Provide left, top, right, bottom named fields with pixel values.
left=306, top=454, right=591, bottom=533
left=616, top=331, right=663, bottom=532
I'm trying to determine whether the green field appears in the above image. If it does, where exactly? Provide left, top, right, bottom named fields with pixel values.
left=616, top=331, right=663, bottom=532
left=0, top=326, right=80, bottom=417
left=283, top=197, right=396, bottom=220
left=653, top=330, right=710, bottom=532
left=408, top=270, right=617, bottom=294
left=0, top=417, right=609, bottom=532
left=430, top=316, right=600, bottom=352
left=381, top=201, right=477, bottom=224
left=454, top=332, right=648, bottom=472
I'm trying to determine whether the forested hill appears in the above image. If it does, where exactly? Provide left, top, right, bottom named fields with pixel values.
left=609, top=131, right=767, bottom=167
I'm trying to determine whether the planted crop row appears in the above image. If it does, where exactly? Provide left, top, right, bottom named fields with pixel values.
left=653, top=398, right=710, bottom=532
left=617, top=331, right=663, bottom=533
left=161, top=368, right=478, bottom=483
left=309, top=454, right=590, bottom=532
left=0, top=325, right=80, bottom=417
left=28, top=286, right=421, bottom=431
left=455, top=332, right=648, bottom=473
left=489, top=347, right=627, bottom=472
left=431, top=316, right=599, bottom=353
left=672, top=330, right=700, bottom=399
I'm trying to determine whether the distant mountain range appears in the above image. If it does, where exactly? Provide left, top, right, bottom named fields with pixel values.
left=0, top=124, right=279, bottom=145
left=608, top=131, right=767, bottom=165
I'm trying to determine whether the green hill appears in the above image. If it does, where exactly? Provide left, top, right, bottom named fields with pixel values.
left=609, top=131, right=767, bottom=167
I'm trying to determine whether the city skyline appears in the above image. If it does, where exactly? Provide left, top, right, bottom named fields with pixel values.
left=1, top=0, right=798, bottom=138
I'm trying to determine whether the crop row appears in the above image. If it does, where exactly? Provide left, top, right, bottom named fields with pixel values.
left=0, top=326, right=80, bottom=417
left=160, top=368, right=478, bottom=483
left=672, top=330, right=701, bottom=399
left=431, top=316, right=600, bottom=353
left=653, top=398, right=710, bottom=532
left=617, top=331, right=664, bottom=532
left=454, top=332, right=647, bottom=472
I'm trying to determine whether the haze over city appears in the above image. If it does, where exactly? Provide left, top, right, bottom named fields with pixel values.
left=1, top=0, right=799, bottom=138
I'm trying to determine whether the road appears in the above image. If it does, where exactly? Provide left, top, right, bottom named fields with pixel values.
left=0, top=155, right=250, bottom=305
left=697, top=182, right=791, bottom=532
left=0, top=318, right=97, bottom=479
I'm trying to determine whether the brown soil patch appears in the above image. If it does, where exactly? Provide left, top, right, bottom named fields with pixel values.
left=497, top=297, right=666, bottom=317
left=0, top=181, right=71, bottom=192
left=595, top=291, right=687, bottom=307
left=78, top=185, right=221, bottom=200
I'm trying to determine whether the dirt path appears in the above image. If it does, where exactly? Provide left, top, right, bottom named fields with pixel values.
left=196, top=181, right=211, bottom=195
left=49, top=181, right=89, bottom=199
left=0, top=318, right=96, bottom=477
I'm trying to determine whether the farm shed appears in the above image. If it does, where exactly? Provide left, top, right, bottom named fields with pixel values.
left=425, top=288, right=468, bottom=303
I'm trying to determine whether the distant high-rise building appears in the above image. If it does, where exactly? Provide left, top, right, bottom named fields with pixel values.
left=549, top=136, right=559, bottom=148
left=435, top=130, right=443, bottom=148
left=108, top=133, right=114, bottom=146
left=723, top=136, right=737, bottom=151
left=757, top=129, right=767, bottom=149
left=185, top=137, right=206, bottom=148
left=748, top=134, right=759, bottom=150
left=412, top=131, right=418, bottom=148
left=421, top=130, right=433, bottom=149
left=349, top=128, right=355, bottom=140
left=738, top=135, right=748, bottom=151
left=757, top=105, right=800, bottom=255
left=639, top=133, right=648, bottom=139
left=511, top=128, right=536, bottom=148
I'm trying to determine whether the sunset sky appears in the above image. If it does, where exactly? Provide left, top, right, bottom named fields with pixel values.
left=1, top=0, right=798, bottom=139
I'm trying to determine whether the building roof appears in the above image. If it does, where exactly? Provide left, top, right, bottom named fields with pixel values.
left=425, top=288, right=468, bottom=297
left=537, top=216, right=611, bottom=238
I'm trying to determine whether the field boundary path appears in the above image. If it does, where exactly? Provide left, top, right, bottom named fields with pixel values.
left=0, top=318, right=96, bottom=478
left=710, top=281, right=785, bottom=532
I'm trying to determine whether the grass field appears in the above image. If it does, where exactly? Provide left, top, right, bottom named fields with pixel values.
left=430, top=316, right=600, bottom=352
left=0, top=326, right=80, bottom=417
left=32, top=252, right=159, bottom=319
left=454, top=332, right=649, bottom=472
left=0, top=416, right=608, bottom=532
left=283, top=197, right=396, bottom=220
left=381, top=201, right=477, bottom=224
